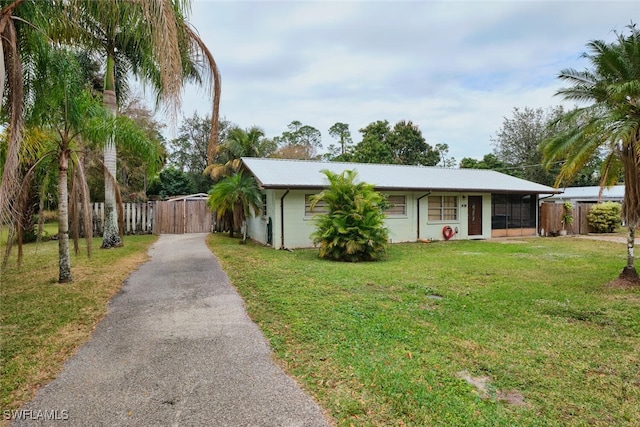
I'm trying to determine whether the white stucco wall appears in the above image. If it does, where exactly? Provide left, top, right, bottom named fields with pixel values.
left=247, top=189, right=494, bottom=249
left=417, top=192, right=492, bottom=241
left=245, top=189, right=274, bottom=246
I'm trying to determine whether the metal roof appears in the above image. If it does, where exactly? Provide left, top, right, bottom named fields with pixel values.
left=240, top=158, right=561, bottom=194
left=544, top=185, right=624, bottom=201
left=166, top=193, right=209, bottom=201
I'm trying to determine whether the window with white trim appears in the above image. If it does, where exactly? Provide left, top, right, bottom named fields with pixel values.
left=261, top=194, right=267, bottom=218
left=428, top=195, right=458, bottom=221
left=305, top=194, right=329, bottom=217
left=384, top=195, right=407, bottom=216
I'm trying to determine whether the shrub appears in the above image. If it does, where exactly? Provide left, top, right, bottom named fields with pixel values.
left=310, top=169, right=389, bottom=262
left=587, top=202, right=621, bottom=233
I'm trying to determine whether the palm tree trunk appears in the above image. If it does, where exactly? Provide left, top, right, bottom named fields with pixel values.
left=101, top=54, right=122, bottom=248
left=619, top=142, right=640, bottom=282
left=619, top=221, right=639, bottom=281
left=58, top=149, right=72, bottom=283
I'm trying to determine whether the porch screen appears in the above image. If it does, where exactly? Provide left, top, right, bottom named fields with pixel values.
left=491, top=194, right=536, bottom=229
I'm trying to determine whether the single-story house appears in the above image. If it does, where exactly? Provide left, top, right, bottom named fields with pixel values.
left=239, top=158, right=561, bottom=249
left=541, top=185, right=624, bottom=204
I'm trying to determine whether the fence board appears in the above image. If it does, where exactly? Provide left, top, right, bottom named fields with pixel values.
left=89, top=200, right=211, bottom=235
left=91, top=202, right=154, bottom=235
left=154, top=200, right=212, bottom=234
left=540, top=203, right=565, bottom=236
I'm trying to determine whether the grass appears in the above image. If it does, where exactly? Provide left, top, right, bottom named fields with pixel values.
left=0, top=233, right=157, bottom=417
left=0, top=222, right=58, bottom=245
left=207, top=235, right=640, bottom=426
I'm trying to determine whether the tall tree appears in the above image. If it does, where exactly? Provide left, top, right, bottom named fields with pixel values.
left=350, top=120, right=393, bottom=164
left=492, top=106, right=565, bottom=185
left=388, top=120, right=439, bottom=165
left=60, top=0, right=220, bottom=248
left=325, top=122, right=353, bottom=161
left=24, top=47, right=159, bottom=282
left=147, top=166, right=194, bottom=199
left=460, top=153, right=510, bottom=173
left=117, top=97, right=166, bottom=201
left=272, top=120, right=322, bottom=160
left=350, top=120, right=440, bottom=165
left=541, top=24, right=640, bottom=283
left=205, top=125, right=275, bottom=181
left=435, top=143, right=456, bottom=168
left=168, top=113, right=233, bottom=192
left=0, top=0, right=55, bottom=243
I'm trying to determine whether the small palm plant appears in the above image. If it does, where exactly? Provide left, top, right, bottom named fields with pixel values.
left=310, top=169, right=389, bottom=262
left=207, top=171, right=262, bottom=243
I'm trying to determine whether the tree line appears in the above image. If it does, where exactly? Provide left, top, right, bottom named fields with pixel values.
left=159, top=103, right=606, bottom=199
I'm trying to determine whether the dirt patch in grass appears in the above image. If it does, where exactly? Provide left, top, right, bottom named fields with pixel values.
left=457, top=370, right=527, bottom=407
left=605, top=277, right=640, bottom=289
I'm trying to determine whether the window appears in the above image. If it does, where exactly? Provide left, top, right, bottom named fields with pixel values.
left=428, top=195, right=458, bottom=221
left=261, top=194, right=267, bottom=218
left=305, top=194, right=328, bottom=217
left=384, top=195, right=407, bottom=216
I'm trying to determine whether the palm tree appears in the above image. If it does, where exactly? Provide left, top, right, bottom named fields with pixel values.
left=0, top=0, right=56, bottom=240
left=541, top=24, right=640, bottom=282
left=206, top=171, right=262, bottom=243
left=59, top=0, right=220, bottom=248
left=24, top=47, right=159, bottom=282
left=205, top=126, right=271, bottom=180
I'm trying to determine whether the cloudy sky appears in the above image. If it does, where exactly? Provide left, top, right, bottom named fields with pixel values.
left=169, top=0, right=638, bottom=162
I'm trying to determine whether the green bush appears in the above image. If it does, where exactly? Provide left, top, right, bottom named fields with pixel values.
left=310, top=169, right=389, bottom=262
left=587, top=202, right=621, bottom=233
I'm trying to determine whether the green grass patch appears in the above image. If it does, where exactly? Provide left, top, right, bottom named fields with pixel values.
left=0, top=234, right=157, bottom=415
left=0, top=222, right=58, bottom=245
left=207, top=235, right=640, bottom=426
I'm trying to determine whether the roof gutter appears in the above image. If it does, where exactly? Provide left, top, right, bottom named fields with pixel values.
left=280, top=189, right=290, bottom=250
left=416, top=192, right=431, bottom=240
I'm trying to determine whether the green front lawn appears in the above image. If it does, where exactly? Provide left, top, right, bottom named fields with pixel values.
left=208, top=235, right=640, bottom=426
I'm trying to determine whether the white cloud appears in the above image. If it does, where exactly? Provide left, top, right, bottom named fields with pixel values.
left=162, top=0, right=639, bottom=163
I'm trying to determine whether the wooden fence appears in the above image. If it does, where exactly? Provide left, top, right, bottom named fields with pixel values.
left=91, top=200, right=215, bottom=235
left=92, top=202, right=154, bottom=235
left=154, top=199, right=213, bottom=234
left=539, top=202, right=596, bottom=236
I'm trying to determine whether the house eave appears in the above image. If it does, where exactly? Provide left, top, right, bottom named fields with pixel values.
left=259, top=184, right=561, bottom=194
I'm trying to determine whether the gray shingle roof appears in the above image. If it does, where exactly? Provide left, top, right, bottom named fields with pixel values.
left=240, top=158, right=561, bottom=194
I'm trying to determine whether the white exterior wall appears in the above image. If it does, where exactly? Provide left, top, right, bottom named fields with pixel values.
left=382, top=191, right=417, bottom=243
left=416, top=192, right=492, bottom=241
left=246, top=189, right=274, bottom=246
left=281, top=190, right=320, bottom=249
left=248, top=189, right=494, bottom=249
left=247, top=189, right=317, bottom=249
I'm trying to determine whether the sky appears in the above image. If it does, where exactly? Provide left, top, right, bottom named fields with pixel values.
left=163, top=0, right=639, bottom=162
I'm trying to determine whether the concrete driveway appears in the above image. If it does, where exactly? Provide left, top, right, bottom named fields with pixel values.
left=13, top=233, right=329, bottom=427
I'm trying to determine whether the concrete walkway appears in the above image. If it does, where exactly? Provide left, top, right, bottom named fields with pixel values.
left=14, top=233, right=329, bottom=427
